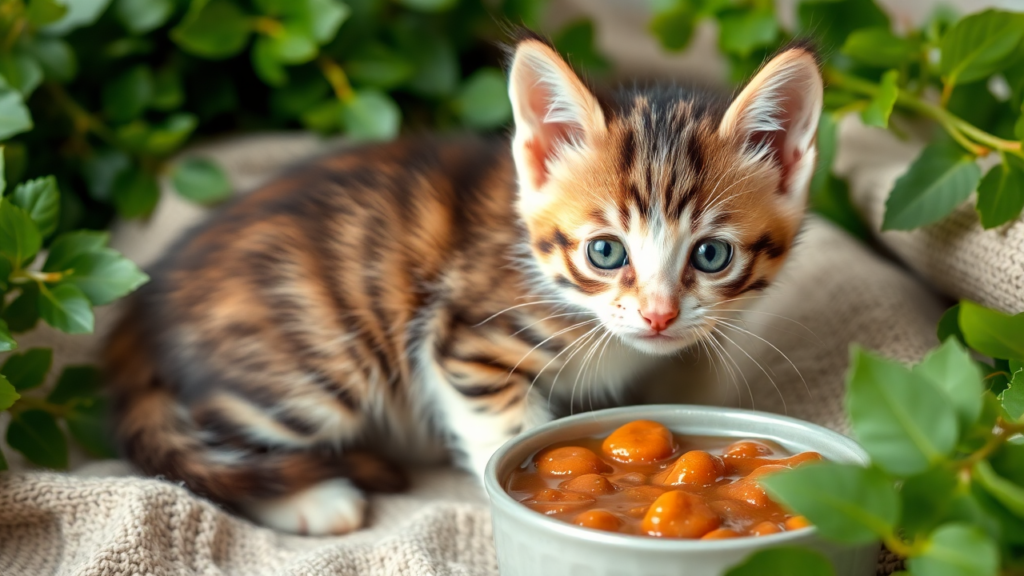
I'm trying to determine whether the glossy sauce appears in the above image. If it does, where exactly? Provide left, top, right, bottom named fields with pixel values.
left=504, top=420, right=820, bottom=539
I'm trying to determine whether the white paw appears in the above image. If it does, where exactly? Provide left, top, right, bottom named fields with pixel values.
left=243, top=478, right=367, bottom=536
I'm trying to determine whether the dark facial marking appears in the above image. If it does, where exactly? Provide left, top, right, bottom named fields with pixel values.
left=746, top=278, right=770, bottom=292
left=564, top=256, right=607, bottom=295
left=710, top=211, right=731, bottom=228
left=536, top=239, right=554, bottom=254
left=721, top=261, right=755, bottom=297
left=620, top=266, right=636, bottom=289
left=620, top=130, right=637, bottom=174
left=553, top=229, right=571, bottom=249
left=749, top=233, right=785, bottom=259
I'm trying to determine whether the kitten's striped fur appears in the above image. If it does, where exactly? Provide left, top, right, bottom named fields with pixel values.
left=104, top=32, right=822, bottom=534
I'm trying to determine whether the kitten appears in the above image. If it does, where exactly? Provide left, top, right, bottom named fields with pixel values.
left=103, top=31, right=822, bottom=535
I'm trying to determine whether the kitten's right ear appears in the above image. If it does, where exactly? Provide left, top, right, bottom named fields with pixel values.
left=508, top=36, right=606, bottom=192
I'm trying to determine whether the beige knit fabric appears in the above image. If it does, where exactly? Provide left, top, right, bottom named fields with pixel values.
left=0, top=132, right=950, bottom=575
left=835, top=118, right=1024, bottom=315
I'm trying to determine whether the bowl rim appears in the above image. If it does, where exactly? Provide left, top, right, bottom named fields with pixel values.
left=483, top=404, right=869, bottom=552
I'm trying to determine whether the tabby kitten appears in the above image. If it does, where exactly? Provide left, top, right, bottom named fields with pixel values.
left=104, top=32, right=822, bottom=535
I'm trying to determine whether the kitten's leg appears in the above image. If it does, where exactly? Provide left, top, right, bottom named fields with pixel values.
left=428, top=354, right=552, bottom=478
left=243, top=478, right=366, bottom=535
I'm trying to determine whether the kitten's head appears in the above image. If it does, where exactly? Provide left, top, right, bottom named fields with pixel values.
left=508, top=33, right=822, bottom=355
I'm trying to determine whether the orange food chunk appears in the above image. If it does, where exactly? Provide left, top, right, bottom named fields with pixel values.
left=602, top=420, right=675, bottom=464
left=722, top=440, right=774, bottom=459
left=561, top=473, right=616, bottom=495
left=535, top=446, right=606, bottom=478
left=655, top=450, right=725, bottom=487
left=751, top=521, right=782, bottom=536
left=701, top=528, right=741, bottom=540
left=621, top=485, right=668, bottom=503
left=521, top=488, right=594, bottom=515
left=608, top=472, right=647, bottom=487
left=574, top=510, right=623, bottom=532
left=642, top=490, right=721, bottom=538
left=785, top=515, right=813, bottom=530
left=716, top=465, right=788, bottom=508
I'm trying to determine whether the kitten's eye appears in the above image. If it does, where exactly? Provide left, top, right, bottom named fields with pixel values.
left=691, top=239, right=732, bottom=273
left=587, top=239, right=628, bottom=270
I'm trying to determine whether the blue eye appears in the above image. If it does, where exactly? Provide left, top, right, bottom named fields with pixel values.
left=587, top=239, right=628, bottom=270
left=691, top=239, right=732, bottom=273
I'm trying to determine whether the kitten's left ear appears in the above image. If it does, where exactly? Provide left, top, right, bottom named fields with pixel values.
left=508, top=35, right=607, bottom=193
left=719, top=46, right=823, bottom=198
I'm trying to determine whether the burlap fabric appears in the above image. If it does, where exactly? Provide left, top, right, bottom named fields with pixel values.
left=0, top=130, right=982, bottom=575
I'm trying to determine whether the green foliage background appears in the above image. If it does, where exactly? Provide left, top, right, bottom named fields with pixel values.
left=0, top=0, right=1022, bottom=574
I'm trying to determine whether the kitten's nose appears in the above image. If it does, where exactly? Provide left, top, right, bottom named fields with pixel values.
left=640, top=307, right=679, bottom=332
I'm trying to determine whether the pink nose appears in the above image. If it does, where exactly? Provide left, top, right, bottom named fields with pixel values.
left=640, top=308, right=679, bottom=332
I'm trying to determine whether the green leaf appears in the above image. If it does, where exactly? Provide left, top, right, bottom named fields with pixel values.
left=340, top=90, right=400, bottom=141
left=47, top=365, right=101, bottom=405
left=26, top=37, right=78, bottom=83
left=975, top=460, right=1024, bottom=519
left=0, top=199, right=42, bottom=268
left=940, top=9, right=1024, bottom=87
left=909, top=523, right=998, bottom=576
left=62, top=248, right=149, bottom=306
left=760, top=462, right=899, bottom=544
left=344, top=46, right=413, bottom=90
left=4, top=284, right=39, bottom=332
left=899, top=467, right=959, bottom=537
left=43, top=231, right=110, bottom=272
left=0, top=52, right=44, bottom=97
left=269, top=73, right=329, bottom=117
left=6, top=409, right=68, bottom=469
left=717, top=8, right=778, bottom=58
left=846, top=346, right=959, bottom=475
left=724, top=547, right=835, bottom=576
left=1, top=348, right=53, bottom=391
left=553, top=19, right=610, bottom=75
left=650, top=0, right=696, bottom=52
left=991, top=438, right=1024, bottom=484
left=300, top=99, right=342, bottom=133
left=882, top=141, right=982, bottom=231
left=43, top=0, right=112, bottom=35
left=39, top=283, right=94, bottom=334
left=26, top=0, right=68, bottom=26
left=251, top=36, right=287, bottom=87
left=103, top=66, right=154, bottom=124
left=265, top=25, right=318, bottom=64
left=454, top=68, right=511, bottom=130
left=151, top=68, right=184, bottom=111
left=11, top=176, right=60, bottom=239
left=82, top=149, right=130, bottom=202
left=66, top=396, right=117, bottom=458
left=937, top=304, right=966, bottom=346
left=1001, top=370, right=1023, bottom=421
left=172, top=0, right=252, bottom=59
left=0, top=318, right=16, bottom=352
left=112, top=165, right=159, bottom=219
left=912, top=338, right=984, bottom=432
left=976, top=154, right=1024, bottom=229
left=116, top=0, right=175, bottom=34
left=0, top=90, right=33, bottom=140
left=395, top=0, right=456, bottom=13
left=811, top=113, right=836, bottom=199
left=398, top=31, right=458, bottom=98
left=841, top=28, right=919, bottom=68
left=171, top=157, right=231, bottom=204
left=305, top=0, right=348, bottom=44
left=860, top=70, right=899, bottom=129
left=138, top=113, right=198, bottom=155
left=959, top=300, right=1024, bottom=360
left=0, top=374, right=19, bottom=411
left=798, top=0, right=889, bottom=51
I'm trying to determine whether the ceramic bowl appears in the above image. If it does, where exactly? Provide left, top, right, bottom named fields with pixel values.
left=483, top=404, right=878, bottom=576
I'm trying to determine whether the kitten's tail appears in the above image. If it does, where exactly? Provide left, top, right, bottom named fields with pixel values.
left=103, top=298, right=405, bottom=505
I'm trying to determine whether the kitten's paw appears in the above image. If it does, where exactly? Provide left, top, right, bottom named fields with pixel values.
left=243, top=478, right=367, bottom=536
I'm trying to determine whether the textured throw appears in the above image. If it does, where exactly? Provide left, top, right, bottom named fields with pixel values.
left=0, top=129, right=993, bottom=575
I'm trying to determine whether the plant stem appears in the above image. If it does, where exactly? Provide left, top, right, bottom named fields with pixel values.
left=955, top=418, right=1023, bottom=471
left=826, top=68, right=1023, bottom=158
left=9, top=270, right=65, bottom=284
left=318, top=57, right=354, bottom=103
left=884, top=534, right=923, bottom=558
left=9, top=395, right=70, bottom=418
left=45, top=83, right=119, bottom=148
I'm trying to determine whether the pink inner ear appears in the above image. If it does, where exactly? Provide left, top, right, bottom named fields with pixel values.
left=522, top=78, right=582, bottom=190
left=748, top=83, right=812, bottom=195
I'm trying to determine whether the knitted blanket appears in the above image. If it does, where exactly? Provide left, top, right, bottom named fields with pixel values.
left=0, top=124, right=1006, bottom=575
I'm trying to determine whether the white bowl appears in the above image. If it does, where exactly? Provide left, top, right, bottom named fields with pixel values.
left=484, top=405, right=879, bottom=576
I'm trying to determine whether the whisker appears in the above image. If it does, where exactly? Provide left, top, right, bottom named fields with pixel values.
left=473, top=300, right=564, bottom=327
left=547, top=324, right=605, bottom=412
left=512, top=318, right=601, bottom=390
left=571, top=328, right=609, bottom=416
left=709, top=317, right=810, bottom=399
left=710, top=330, right=753, bottom=409
left=712, top=326, right=787, bottom=414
